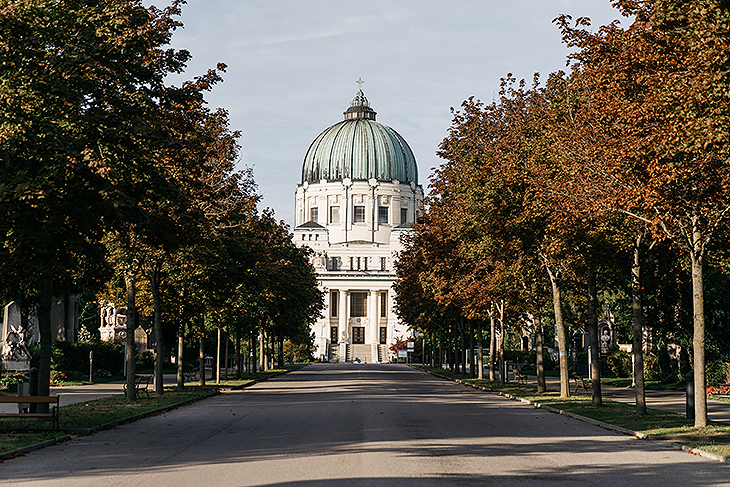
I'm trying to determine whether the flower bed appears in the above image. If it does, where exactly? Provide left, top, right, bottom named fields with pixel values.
left=706, top=385, right=730, bottom=396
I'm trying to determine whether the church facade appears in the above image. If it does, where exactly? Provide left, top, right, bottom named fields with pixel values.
left=294, top=86, right=423, bottom=362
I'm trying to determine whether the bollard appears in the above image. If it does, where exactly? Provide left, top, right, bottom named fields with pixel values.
left=686, top=370, right=695, bottom=420
left=29, top=367, right=39, bottom=413
left=17, top=383, right=29, bottom=413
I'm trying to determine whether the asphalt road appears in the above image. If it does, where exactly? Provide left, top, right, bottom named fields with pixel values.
left=2, top=363, right=729, bottom=486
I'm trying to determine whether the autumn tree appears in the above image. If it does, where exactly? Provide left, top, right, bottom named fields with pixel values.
left=555, top=0, right=730, bottom=425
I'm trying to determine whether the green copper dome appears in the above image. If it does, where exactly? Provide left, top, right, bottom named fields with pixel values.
left=301, top=89, right=418, bottom=184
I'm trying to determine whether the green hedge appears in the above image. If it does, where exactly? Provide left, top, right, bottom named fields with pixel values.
left=606, top=349, right=632, bottom=377
left=28, top=341, right=124, bottom=375
left=503, top=349, right=557, bottom=370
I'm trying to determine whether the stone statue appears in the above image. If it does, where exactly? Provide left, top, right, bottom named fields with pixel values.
left=2, top=301, right=31, bottom=371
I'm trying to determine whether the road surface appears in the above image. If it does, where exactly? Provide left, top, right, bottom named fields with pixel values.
left=2, top=363, right=728, bottom=486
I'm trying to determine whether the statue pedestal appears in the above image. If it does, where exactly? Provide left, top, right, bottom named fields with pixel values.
left=2, top=359, right=30, bottom=372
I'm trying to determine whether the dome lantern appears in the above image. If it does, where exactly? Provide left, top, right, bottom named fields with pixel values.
left=344, top=89, right=376, bottom=121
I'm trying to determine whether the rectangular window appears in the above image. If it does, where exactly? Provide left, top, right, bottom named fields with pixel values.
left=349, top=256, right=354, bottom=271
left=350, top=292, right=368, bottom=317
left=378, top=206, right=388, bottom=224
left=400, top=208, right=408, bottom=224
left=331, top=291, right=338, bottom=317
left=380, top=292, right=387, bottom=317
left=353, top=206, right=365, bottom=223
left=380, top=257, right=386, bottom=271
left=363, top=257, right=368, bottom=271
left=310, top=207, right=318, bottom=223
left=329, top=206, right=340, bottom=224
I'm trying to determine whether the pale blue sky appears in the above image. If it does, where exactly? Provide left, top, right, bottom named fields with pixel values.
left=152, top=1, right=625, bottom=226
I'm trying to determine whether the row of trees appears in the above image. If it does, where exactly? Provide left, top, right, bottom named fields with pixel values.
left=395, top=0, right=730, bottom=427
left=0, top=1, right=323, bottom=402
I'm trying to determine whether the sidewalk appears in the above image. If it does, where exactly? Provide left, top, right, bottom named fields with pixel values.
left=534, top=373, right=730, bottom=424
left=0, top=370, right=216, bottom=413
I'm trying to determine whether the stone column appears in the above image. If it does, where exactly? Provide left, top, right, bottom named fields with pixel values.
left=338, top=290, right=347, bottom=343
left=344, top=290, right=351, bottom=343
left=369, top=289, right=378, bottom=344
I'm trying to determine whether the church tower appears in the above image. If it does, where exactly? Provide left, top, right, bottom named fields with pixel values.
left=294, top=82, right=424, bottom=362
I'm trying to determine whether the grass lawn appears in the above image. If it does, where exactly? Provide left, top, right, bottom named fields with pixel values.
left=414, top=365, right=730, bottom=458
left=0, top=365, right=307, bottom=454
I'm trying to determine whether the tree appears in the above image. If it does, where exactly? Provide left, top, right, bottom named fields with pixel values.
left=0, top=0, right=191, bottom=404
left=555, top=1, right=730, bottom=425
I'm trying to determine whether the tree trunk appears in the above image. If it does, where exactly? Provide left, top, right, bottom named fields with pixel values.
left=469, top=320, right=475, bottom=378
left=216, top=326, right=221, bottom=384
left=690, top=224, right=707, bottom=427
left=198, top=317, right=206, bottom=386
left=535, top=314, right=546, bottom=394
left=459, top=318, right=467, bottom=376
left=632, top=232, right=646, bottom=415
left=278, top=336, right=284, bottom=369
left=545, top=262, right=570, bottom=397
left=37, top=277, right=53, bottom=413
left=489, top=309, right=496, bottom=381
left=421, top=333, right=431, bottom=367
left=453, top=325, right=459, bottom=373
left=477, top=320, right=484, bottom=380
left=587, top=268, right=602, bottom=406
left=498, top=301, right=505, bottom=385
left=259, top=330, right=266, bottom=371
left=125, top=274, right=137, bottom=401
left=235, top=325, right=241, bottom=378
left=150, top=262, right=164, bottom=396
left=176, top=322, right=184, bottom=389
left=251, top=330, right=256, bottom=373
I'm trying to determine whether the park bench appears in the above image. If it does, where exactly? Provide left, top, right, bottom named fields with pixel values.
left=512, top=368, right=528, bottom=384
left=0, top=395, right=60, bottom=430
left=572, top=374, right=591, bottom=394
left=183, top=370, right=198, bottom=383
left=123, top=375, right=153, bottom=398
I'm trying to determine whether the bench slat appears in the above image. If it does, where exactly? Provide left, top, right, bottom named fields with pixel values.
left=0, top=396, right=59, bottom=404
left=0, top=413, right=54, bottom=418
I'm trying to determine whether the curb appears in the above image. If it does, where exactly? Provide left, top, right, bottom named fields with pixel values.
left=0, top=435, right=72, bottom=462
left=0, top=367, right=301, bottom=461
left=65, top=390, right=222, bottom=435
left=413, top=366, right=730, bottom=465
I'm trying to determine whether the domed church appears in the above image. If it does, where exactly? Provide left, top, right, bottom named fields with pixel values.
left=294, top=82, right=424, bottom=362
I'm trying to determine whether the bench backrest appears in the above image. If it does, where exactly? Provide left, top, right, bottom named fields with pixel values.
left=0, top=396, right=59, bottom=404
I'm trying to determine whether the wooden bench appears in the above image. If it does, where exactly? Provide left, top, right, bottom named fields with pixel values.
left=512, top=368, right=528, bottom=384
left=0, top=395, right=60, bottom=430
left=573, top=374, right=591, bottom=394
left=123, top=375, right=153, bottom=398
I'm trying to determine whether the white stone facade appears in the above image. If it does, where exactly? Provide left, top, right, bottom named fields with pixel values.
left=293, top=88, right=423, bottom=362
